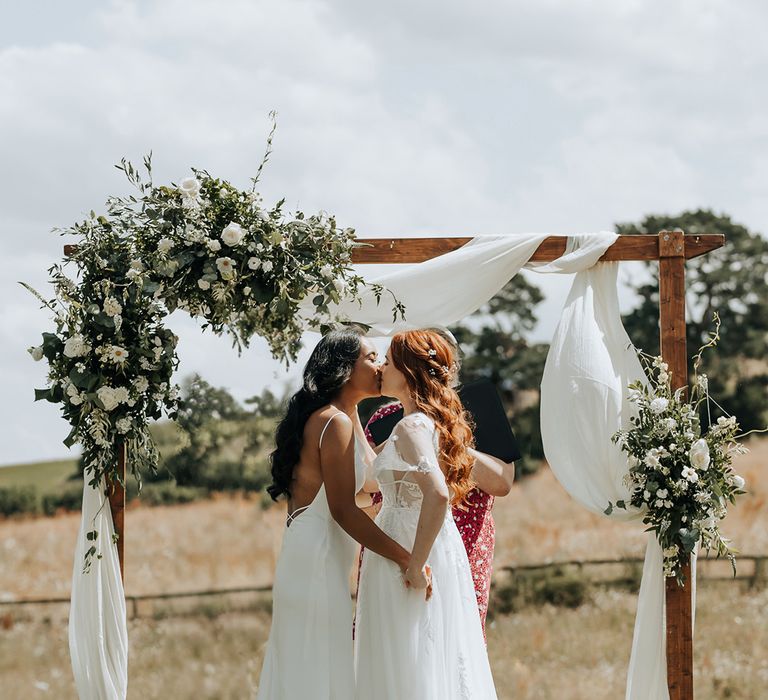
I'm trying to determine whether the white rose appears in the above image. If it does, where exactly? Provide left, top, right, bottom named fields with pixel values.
left=206, top=239, right=222, bottom=253
left=649, top=398, right=669, bottom=414
left=333, top=278, right=347, bottom=295
left=28, top=346, right=44, bottom=361
left=248, top=257, right=261, bottom=270
left=64, top=335, right=90, bottom=358
left=731, top=474, right=745, bottom=490
left=657, top=488, right=668, bottom=499
left=179, top=176, right=201, bottom=199
left=262, top=260, right=273, bottom=273
left=644, top=452, right=661, bottom=468
left=197, top=279, right=211, bottom=291
left=221, top=222, right=245, bottom=247
left=96, top=386, right=119, bottom=411
left=689, top=438, right=711, bottom=471
left=216, top=257, right=236, bottom=278
left=157, top=238, right=175, bottom=254
left=243, top=286, right=252, bottom=296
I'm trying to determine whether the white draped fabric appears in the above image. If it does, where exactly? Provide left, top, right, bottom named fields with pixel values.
left=71, top=231, right=690, bottom=699
left=69, top=478, right=127, bottom=699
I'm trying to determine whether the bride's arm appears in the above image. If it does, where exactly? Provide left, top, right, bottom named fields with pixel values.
left=321, top=414, right=410, bottom=570
left=394, top=420, right=448, bottom=591
left=468, top=448, right=515, bottom=496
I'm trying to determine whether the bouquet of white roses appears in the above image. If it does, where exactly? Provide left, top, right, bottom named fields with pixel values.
left=608, top=316, right=749, bottom=585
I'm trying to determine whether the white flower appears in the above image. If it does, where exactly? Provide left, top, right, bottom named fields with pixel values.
left=96, top=386, right=119, bottom=411
left=243, top=286, right=252, bottom=296
left=113, top=386, right=130, bottom=404
left=129, top=259, right=144, bottom=272
left=320, top=263, right=334, bottom=278
left=28, top=346, right=44, bottom=361
left=649, top=397, right=669, bottom=414
left=116, top=417, right=132, bottom=434
left=197, top=279, right=211, bottom=291
left=643, top=490, right=651, bottom=501
left=248, top=257, right=261, bottom=270
left=103, top=297, right=123, bottom=317
left=262, top=260, right=274, bottom=273
left=681, top=466, right=699, bottom=483
left=689, top=438, right=711, bottom=471
left=221, top=222, right=245, bottom=247
left=657, top=488, right=669, bottom=499
left=697, top=374, right=708, bottom=392
left=126, top=268, right=141, bottom=282
left=333, top=278, right=347, bottom=295
left=179, top=176, right=201, bottom=199
left=206, top=238, right=222, bottom=253
left=644, top=451, right=661, bottom=468
left=216, top=257, right=236, bottom=278
left=64, top=335, right=90, bottom=358
left=132, top=376, right=149, bottom=393
left=658, top=371, right=669, bottom=384
left=731, top=474, right=745, bottom=490
left=157, top=238, right=175, bottom=254
left=628, top=388, right=643, bottom=403
left=108, top=345, right=129, bottom=365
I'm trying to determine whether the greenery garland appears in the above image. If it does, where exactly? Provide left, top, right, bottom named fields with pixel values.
left=23, top=132, right=403, bottom=567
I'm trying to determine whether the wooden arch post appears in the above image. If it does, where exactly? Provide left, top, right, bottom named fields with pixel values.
left=65, top=230, right=723, bottom=699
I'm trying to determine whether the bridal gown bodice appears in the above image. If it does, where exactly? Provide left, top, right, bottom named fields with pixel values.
left=354, top=412, right=497, bottom=700
left=256, top=414, right=367, bottom=700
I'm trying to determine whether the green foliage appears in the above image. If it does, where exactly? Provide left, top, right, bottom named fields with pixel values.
left=618, top=209, right=768, bottom=432
left=0, top=486, right=39, bottom=516
left=489, top=567, right=591, bottom=616
left=41, top=482, right=83, bottom=515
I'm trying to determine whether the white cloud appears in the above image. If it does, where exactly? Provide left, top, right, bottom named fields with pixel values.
left=2, top=0, right=767, bottom=464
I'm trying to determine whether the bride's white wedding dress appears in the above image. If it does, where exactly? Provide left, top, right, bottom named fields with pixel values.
left=354, top=412, right=497, bottom=699
left=256, top=409, right=366, bottom=700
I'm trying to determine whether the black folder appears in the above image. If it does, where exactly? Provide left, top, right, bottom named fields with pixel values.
left=366, top=379, right=522, bottom=463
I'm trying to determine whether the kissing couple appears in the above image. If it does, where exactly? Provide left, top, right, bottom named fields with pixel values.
left=256, top=327, right=515, bottom=699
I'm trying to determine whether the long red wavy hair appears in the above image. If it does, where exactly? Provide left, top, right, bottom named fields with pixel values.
left=389, top=329, right=475, bottom=507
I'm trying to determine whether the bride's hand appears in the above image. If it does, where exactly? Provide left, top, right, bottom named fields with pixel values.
left=404, top=564, right=433, bottom=600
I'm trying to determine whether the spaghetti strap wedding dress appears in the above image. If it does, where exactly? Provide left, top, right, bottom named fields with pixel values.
left=256, top=408, right=367, bottom=699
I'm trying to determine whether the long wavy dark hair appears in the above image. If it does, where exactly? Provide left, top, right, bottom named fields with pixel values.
left=267, top=328, right=364, bottom=502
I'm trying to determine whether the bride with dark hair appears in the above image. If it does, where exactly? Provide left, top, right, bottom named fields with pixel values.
left=256, top=328, right=421, bottom=700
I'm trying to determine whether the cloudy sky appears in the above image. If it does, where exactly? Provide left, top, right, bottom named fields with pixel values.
left=2, top=0, right=766, bottom=466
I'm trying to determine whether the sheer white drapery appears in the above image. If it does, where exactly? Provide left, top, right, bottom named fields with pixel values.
left=69, top=477, right=128, bottom=699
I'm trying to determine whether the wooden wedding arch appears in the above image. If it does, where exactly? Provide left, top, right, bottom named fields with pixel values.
left=65, top=229, right=724, bottom=700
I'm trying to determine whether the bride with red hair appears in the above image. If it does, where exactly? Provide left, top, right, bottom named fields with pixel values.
left=354, top=329, right=497, bottom=699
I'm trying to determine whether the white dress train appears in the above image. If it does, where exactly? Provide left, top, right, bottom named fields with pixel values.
left=354, top=412, right=497, bottom=699
left=256, top=410, right=367, bottom=699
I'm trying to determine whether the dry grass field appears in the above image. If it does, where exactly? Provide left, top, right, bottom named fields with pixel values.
left=0, top=439, right=765, bottom=698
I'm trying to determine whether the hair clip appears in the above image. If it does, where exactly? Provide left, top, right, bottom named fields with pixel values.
left=427, top=348, right=437, bottom=357
left=428, top=368, right=436, bottom=376
left=441, top=365, right=450, bottom=374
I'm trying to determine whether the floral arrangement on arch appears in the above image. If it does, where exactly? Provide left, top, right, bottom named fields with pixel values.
left=22, top=123, right=403, bottom=566
left=607, top=315, right=753, bottom=585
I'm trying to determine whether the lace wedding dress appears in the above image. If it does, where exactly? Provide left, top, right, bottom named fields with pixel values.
left=256, top=409, right=367, bottom=699
left=354, top=412, right=497, bottom=699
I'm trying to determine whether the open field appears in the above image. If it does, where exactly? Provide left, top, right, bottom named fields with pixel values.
left=1, top=585, right=766, bottom=699
left=0, top=439, right=765, bottom=697
left=0, top=458, right=77, bottom=492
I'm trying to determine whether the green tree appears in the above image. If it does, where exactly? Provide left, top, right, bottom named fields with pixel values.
left=450, top=275, right=549, bottom=470
left=618, top=210, right=768, bottom=431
